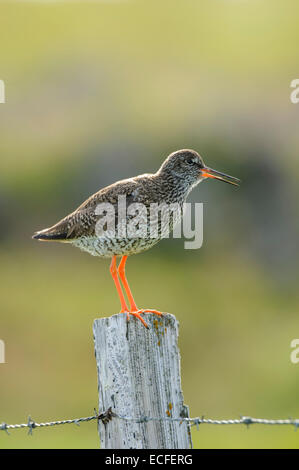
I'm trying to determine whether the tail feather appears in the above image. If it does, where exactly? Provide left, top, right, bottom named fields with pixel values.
left=32, top=227, right=68, bottom=242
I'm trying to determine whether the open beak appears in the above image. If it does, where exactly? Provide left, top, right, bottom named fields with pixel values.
left=201, top=167, right=241, bottom=187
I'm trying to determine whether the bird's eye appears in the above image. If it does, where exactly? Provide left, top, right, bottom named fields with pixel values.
left=186, top=157, right=194, bottom=164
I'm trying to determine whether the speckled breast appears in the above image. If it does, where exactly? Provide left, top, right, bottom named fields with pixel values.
left=71, top=203, right=183, bottom=258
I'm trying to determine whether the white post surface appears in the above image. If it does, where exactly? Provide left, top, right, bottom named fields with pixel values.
left=93, top=313, right=192, bottom=449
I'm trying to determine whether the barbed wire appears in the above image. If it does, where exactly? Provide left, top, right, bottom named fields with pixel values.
left=1, top=407, right=299, bottom=435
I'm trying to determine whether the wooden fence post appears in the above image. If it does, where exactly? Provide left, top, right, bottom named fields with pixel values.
left=93, top=312, right=192, bottom=449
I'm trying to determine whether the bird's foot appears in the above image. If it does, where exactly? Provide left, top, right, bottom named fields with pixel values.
left=137, top=308, right=163, bottom=316
left=123, top=309, right=163, bottom=328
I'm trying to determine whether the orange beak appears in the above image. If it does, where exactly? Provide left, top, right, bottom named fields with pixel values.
left=201, top=167, right=241, bottom=187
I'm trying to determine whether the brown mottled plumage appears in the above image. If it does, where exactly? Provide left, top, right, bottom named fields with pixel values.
left=33, top=149, right=240, bottom=327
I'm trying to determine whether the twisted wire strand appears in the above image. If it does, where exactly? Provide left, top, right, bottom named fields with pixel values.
left=1, top=408, right=299, bottom=435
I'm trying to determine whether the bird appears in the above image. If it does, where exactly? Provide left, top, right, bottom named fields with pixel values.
left=33, top=149, right=240, bottom=328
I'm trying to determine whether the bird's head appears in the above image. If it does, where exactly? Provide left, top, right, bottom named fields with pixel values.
left=159, top=149, right=240, bottom=188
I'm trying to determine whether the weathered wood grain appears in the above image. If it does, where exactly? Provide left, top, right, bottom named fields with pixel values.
left=93, top=313, right=191, bottom=449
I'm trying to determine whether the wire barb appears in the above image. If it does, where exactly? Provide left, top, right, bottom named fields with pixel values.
left=0, top=422, right=10, bottom=435
left=98, top=407, right=116, bottom=425
left=241, top=416, right=253, bottom=428
left=27, top=416, right=36, bottom=436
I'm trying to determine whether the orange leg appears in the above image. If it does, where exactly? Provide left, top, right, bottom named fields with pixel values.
left=118, top=256, right=138, bottom=311
left=118, top=255, right=163, bottom=328
left=110, top=256, right=128, bottom=313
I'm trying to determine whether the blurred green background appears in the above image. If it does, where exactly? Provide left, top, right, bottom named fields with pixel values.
left=0, top=0, right=299, bottom=449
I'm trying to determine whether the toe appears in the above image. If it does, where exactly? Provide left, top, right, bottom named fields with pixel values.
left=140, top=309, right=163, bottom=316
left=127, top=311, right=149, bottom=328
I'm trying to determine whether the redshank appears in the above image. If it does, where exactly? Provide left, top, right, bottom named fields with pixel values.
left=33, top=149, right=240, bottom=328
